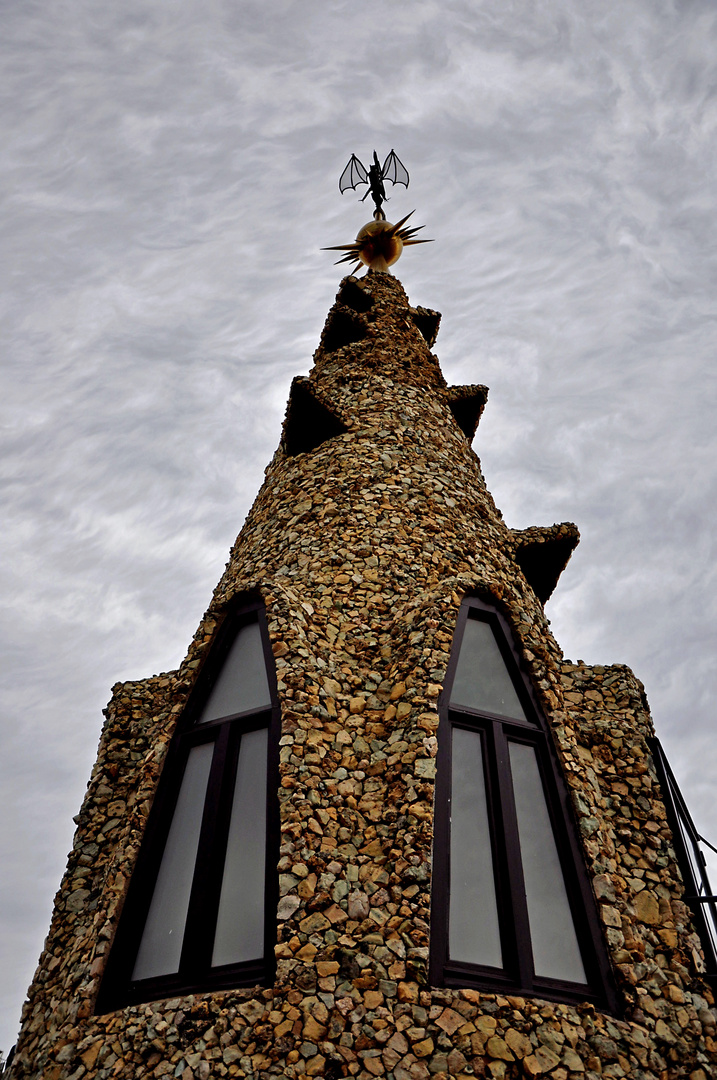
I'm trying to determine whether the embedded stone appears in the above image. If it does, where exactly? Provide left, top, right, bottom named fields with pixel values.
left=524, top=1045, right=561, bottom=1074
left=303, top=1016, right=326, bottom=1041
left=299, top=911, right=330, bottom=933
left=277, top=895, right=301, bottom=920
left=505, top=1029, right=532, bottom=1058
left=397, top=981, right=420, bottom=1003
left=561, top=1049, right=585, bottom=1071
left=80, top=1042, right=102, bottom=1070
left=635, top=891, right=661, bottom=925
left=66, top=889, right=90, bottom=913
left=388, top=1032, right=409, bottom=1055
left=486, top=1036, right=514, bottom=1061
left=475, top=1016, right=498, bottom=1035
left=447, top=1048, right=467, bottom=1073
left=593, top=874, right=617, bottom=902
left=435, top=1007, right=465, bottom=1035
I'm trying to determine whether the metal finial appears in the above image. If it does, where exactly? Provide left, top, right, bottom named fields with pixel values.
left=323, top=150, right=433, bottom=274
left=338, top=149, right=409, bottom=218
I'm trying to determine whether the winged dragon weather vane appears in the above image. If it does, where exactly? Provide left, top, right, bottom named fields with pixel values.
left=322, top=149, right=433, bottom=275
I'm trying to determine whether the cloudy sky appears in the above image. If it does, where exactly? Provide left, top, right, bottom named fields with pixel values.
left=3, top=0, right=717, bottom=1053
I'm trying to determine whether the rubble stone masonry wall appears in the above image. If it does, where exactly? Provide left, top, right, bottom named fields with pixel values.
left=11, top=274, right=716, bottom=1080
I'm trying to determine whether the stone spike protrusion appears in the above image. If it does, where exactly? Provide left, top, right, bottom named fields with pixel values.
left=511, top=522, right=580, bottom=604
left=445, top=384, right=489, bottom=442
left=409, top=305, right=441, bottom=347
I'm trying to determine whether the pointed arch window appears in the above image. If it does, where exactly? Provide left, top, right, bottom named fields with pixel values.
left=97, top=601, right=280, bottom=1011
left=430, top=598, right=615, bottom=1009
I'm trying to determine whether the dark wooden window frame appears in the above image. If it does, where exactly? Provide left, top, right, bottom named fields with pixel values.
left=430, top=597, right=617, bottom=1011
left=648, top=737, right=717, bottom=988
left=96, top=599, right=281, bottom=1012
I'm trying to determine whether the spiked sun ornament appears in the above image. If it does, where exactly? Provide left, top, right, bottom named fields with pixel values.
left=322, top=150, right=433, bottom=275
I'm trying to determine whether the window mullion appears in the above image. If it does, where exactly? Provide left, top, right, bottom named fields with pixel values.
left=492, top=721, right=534, bottom=990
left=179, top=722, right=234, bottom=974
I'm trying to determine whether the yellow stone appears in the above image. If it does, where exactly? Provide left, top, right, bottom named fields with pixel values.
left=505, top=1028, right=532, bottom=1058
left=486, top=1036, right=514, bottom=1061
left=80, top=1042, right=103, bottom=1070
left=634, top=890, right=660, bottom=925
left=303, top=1016, right=326, bottom=1042
left=413, top=1038, right=434, bottom=1057
left=436, top=1007, right=465, bottom=1035
left=317, top=960, right=339, bottom=977
left=305, top=1053, right=326, bottom=1076
left=475, top=1016, right=498, bottom=1035
left=524, top=1045, right=560, bottom=1075
left=397, top=980, right=419, bottom=1002
left=299, top=911, right=329, bottom=933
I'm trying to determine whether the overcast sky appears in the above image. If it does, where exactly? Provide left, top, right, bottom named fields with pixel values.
left=3, top=0, right=717, bottom=1054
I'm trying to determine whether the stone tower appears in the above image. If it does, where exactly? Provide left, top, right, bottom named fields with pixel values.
left=10, top=272, right=717, bottom=1080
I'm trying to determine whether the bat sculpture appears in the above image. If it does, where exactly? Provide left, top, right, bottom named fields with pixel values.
left=324, top=149, right=432, bottom=275
left=339, top=149, right=410, bottom=216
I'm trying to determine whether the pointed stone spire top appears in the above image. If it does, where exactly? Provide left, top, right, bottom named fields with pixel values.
left=310, top=272, right=443, bottom=392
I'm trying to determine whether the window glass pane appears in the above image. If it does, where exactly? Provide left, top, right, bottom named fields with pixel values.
left=449, top=726, right=503, bottom=968
left=509, top=741, right=586, bottom=983
left=199, top=621, right=271, bottom=723
left=212, top=727, right=268, bottom=967
left=451, top=617, right=530, bottom=722
left=132, top=741, right=214, bottom=981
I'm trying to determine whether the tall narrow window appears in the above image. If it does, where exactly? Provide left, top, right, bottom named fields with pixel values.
left=431, top=598, right=615, bottom=1008
left=97, top=602, right=280, bottom=1011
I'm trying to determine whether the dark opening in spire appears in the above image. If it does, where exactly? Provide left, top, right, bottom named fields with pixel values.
left=321, top=308, right=368, bottom=353
left=337, top=279, right=374, bottom=314
left=282, top=377, right=347, bottom=456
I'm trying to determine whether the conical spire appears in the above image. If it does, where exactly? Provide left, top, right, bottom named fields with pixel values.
left=12, top=272, right=714, bottom=1080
